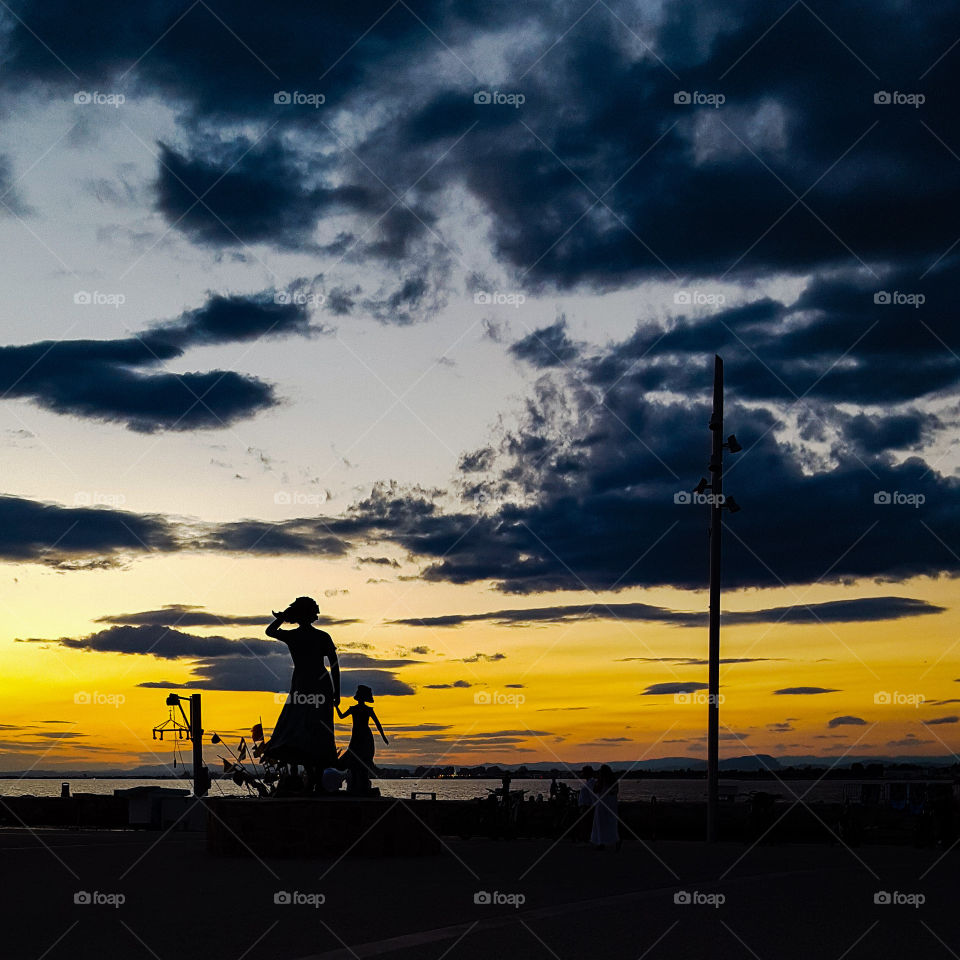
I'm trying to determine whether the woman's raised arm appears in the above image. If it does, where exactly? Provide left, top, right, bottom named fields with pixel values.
left=372, top=710, right=389, bottom=744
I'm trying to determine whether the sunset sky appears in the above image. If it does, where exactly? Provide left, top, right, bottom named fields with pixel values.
left=0, top=0, right=958, bottom=772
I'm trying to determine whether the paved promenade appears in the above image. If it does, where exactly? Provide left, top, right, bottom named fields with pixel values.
left=1, top=827, right=955, bottom=959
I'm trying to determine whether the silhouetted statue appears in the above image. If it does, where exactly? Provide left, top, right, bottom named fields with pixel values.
left=262, top=597, right=340, bottom=791
left=336, top=685, right=388, bottom=794
left=590, top=764, right=621, bottom=851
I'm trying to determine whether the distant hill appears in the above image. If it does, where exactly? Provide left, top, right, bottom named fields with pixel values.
left=1, top=754, right=957, bottom=778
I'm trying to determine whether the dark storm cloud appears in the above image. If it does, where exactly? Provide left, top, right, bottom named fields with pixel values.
left=33, top=365, right=276, bottom=433
left=351, top=368, right=960, bottom=592
left=147, top=291, right=315, bottom=346
left=774, top=687, right=841, bottom=695
left=138, top=659, right=415, bottom=695
left=0, top=0, right=955, bottom=594
left=509, top=319, right=581, bottom=368
left=21, top=623, right=417, bottom=693
left=400, top=2, right=960, bottom=286
left=361, top=263, right=450, bottom=326
left=0, top=494, right=177, bottom=564
left=605, top=263, right=960, bottom=406
left=0, top=491, right=361, bottom=567
left=641, top=681, right=709, bottom=696
left=389, top=597, right=943, bottom=628
left=424, top=680, right=473, bottom=689
left=620, top=657, right=782, bottom=666
left=7, top=0, right=958, bottom=286
left=0, top=0, right=539, bottom=118
left=190, top=517, right=351, bottom=556
left=154, top=141, right=376, bottom=249
left=17, top=624, right=277, bottom=659
left=18, top=624, right=419, bottom=668
left=95, top=604, right=358, bottom=628
left=922, top=716, right=958, bottom=725
left=827, top=715, right=867, bottom=728
left=0, top=291, right=316, bottom=431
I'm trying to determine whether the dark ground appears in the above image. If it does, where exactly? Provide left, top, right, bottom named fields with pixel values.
left=1, top=826, right=956, bottom=959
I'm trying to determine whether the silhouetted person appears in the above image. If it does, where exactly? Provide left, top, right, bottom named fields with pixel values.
left=263, top=597, right=340, bottom=790
left=591, top=764, right=621, bottom=851
left=336, top=685, right=388, bottom=794
left=576, top=766, right=596, bottom=842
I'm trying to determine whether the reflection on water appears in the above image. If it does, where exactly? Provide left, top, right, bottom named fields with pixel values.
left=0, top=777, right=850, bottom=802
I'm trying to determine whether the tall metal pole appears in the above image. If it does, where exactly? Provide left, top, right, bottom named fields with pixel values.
left=190, top=693, right=207, bottom=797
left=707, top=355, right=723, bottom=842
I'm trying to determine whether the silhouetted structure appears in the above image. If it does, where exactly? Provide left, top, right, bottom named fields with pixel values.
left=337, top=684, right=388, bottom=794
left=152, top=692, right=209, bottom=796
left=695, top=356, right=740, bottom=841
left=263, top=597, right=340, bottom=790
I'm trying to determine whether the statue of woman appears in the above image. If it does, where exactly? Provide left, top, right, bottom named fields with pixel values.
left=263, top=597, right=340, bottom=789
left=336, top=684, right=388, bottom=793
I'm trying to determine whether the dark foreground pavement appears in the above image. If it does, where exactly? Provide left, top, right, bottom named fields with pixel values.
left=0, top=827, right=956, bottom=959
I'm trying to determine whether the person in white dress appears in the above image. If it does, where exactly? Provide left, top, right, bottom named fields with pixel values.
left=590, top=764, right=621, bottom=850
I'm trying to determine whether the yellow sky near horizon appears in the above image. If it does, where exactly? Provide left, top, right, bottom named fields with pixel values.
left=0, top=547, right=957, bottom=771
